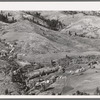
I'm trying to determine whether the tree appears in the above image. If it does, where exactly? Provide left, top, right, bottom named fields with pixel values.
left=34, top=12, right=41, bottom=17
left=69, top=31, right=71, bottom=36
left=94, top=87, right=100, bottom=95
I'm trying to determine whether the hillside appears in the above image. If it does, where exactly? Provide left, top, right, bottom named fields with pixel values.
left=0, top=11, right=100, bottom=63
left=1, top=11, right=100, bottom=95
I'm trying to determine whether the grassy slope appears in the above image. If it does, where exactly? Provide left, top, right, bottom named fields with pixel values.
left=0, top=11, right=100, bottom=63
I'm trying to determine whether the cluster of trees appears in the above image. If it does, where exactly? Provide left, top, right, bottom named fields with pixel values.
left=45, top=19, right=63, bottom=31
left=0, top=13, right=16, bottom=23
left=81, top=11, right=100, bottom=16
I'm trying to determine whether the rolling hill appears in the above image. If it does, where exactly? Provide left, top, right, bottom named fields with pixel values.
left=0, top=11, right=100, bottom=62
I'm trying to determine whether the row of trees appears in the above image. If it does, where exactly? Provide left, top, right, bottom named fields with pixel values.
left=23, top=11, right=64, bottom=31
left=33, top=12, right=64, bottom=31
left=63, top=11, right=78, bottom=15
left=72, top=87, right=100, bottom=95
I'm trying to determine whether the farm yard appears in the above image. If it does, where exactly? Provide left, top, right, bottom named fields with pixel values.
left=0, top=39, right=100, bottom=95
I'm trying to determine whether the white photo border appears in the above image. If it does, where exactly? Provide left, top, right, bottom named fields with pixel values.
left=0, top=1, right=100, bottom=98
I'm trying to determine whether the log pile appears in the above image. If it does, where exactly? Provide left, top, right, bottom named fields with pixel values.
left=28, top=66, right=59, bottom=80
